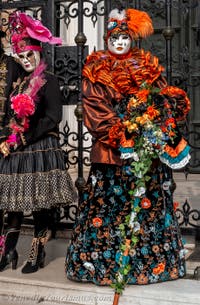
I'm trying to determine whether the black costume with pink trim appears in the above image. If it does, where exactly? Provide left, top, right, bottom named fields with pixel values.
left=0, top=61, right=76, bottom=211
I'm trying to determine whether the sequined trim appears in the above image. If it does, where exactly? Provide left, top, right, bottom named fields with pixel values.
left=0, top=169, right=76, bottom=211
left=0, top=56, right=7, bottom=128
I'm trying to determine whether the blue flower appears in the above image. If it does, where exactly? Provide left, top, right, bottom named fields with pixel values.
left=123, top=165, right=132, bottom=176
left=122, top=255, right=130, bottom=265
left=160, top=271, right=170, bottom=281
left=149, top=274, right=159, bottom=283
left=83, top=193, right=89, bottom=200
left=106, top=168, right=114, bottom=178
left=91, top=232, right=97, bottom=239
left=115, top=251, right=121, bottom=263
left=172, top=240, right=177, bottom=249
left=165, top=213, right=172, bottom=227
left=179, top=265, right=185, bottom=277
left=103, top=250, right=111, bottom=259
left=152, top=191, right=159, bottom=198
left=109, top=196, right=115, bottom=204
left=134, top=197, right=140, bottom=207
left=120, top=195, right=127, bottom=203
left=128, top=276, right=137, bottom=284
left=113, top=185, right=123, bottom=196
left=141, top=246, right=149, bottom=255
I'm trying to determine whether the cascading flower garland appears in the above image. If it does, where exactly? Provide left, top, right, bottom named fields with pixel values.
left=109, top=82, right=191, bottom=298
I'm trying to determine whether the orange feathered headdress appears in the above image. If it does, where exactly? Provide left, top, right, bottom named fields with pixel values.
left=106, top=8, right=154, bottom=40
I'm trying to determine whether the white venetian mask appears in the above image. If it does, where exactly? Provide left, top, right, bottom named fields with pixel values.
left=107, top=33, right=132, bottom=56
left=17, top=50, right=40, bottom=72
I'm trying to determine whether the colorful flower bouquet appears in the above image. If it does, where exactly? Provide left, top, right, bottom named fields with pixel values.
left=109, top=82, right=191, bottom=296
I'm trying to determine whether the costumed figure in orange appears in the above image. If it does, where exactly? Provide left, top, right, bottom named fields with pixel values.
left=65, top=8, right=191, bottom=287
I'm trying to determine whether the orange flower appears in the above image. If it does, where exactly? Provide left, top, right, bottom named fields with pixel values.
left=135, top=113, right=149, bottom=125
left=137, top=273, right=149, bottom=284
left=161, top=125, right=167, bottom=133
left=80, top=252, right=87, bottom=260
left=146, top=105, right=160, bottom=120
left=165, top=117, right=176, bottom=128
left=173, top=201, right=179, bottom=211
left=136, top=89, right=150, bottom=103
left=92, top=217, right=103, bottom=228
left=152, top=245, right=160, bottom=253
left=120, top=133, right=135, bottom=147
left=160, top=86, right=185, bottom=97
left=160, top=86, right=191, bottom=120
left=100, top=278, right=112, bottom=285
left=170, top=267, right=179, bottom=279
left=141, top=197, right=151, bottom=209
left=168, top=130, right=176, bottom=137
left=108, top=122, right=125, bottom=148
left=153, top=262, right=166, bottom=275
left=123, top=239, right=131, bottom=256
left=127, top=97, right=138, bottom=111
left=123, top=120, right=138, bottom=133
left=164, top=101, right=172, bottom=109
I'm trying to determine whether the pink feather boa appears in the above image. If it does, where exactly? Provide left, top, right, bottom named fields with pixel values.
left=7, top=61, right=47, bottom=147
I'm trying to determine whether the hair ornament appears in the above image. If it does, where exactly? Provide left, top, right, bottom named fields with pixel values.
left=107, top=8, right=154, bottom=40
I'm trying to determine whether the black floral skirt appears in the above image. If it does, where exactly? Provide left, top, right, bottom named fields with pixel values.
left=0, top=135, right=76, bottom=211
left=65, top=162, right=186, bottom=285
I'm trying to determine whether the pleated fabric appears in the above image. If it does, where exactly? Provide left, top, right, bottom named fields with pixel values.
left=0, top=135, right=76, bottom=211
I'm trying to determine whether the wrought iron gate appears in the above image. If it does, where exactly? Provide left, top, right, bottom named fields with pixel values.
left=0, top=0, right=200, bottom=232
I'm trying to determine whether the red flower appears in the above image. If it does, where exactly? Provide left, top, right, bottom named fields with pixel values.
left=173, top=201, right=179, bottom=211
left=146, top=105, right=160, bottom=120
left=165, top=117, right=176, bottom=128
left=141, top=197, right=151, bottom=209
left=109, top=121, right=125, bottom=148
left=92, top=217, right=103, bottom=228
left=136, top=89, right=150, bottom=103
left=153, top=262, right=166, bottom=275
left=11, top=94, right=35, bottom=118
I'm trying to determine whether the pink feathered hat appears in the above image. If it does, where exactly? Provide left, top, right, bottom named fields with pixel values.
left=9, top=11, right=62, bottom=54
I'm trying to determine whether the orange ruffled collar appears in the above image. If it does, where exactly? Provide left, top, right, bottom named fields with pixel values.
left=82, top=47, right=164, bottom=95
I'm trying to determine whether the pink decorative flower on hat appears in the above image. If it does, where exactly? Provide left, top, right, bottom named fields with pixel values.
left=9, top=11, right=62, bottom=53
left=16, top=12, right=62, bottom=45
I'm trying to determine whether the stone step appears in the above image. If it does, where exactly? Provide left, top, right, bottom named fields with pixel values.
left=0, top=276, right=200, bottom=305
left=0, top=235, right=199, bottom=305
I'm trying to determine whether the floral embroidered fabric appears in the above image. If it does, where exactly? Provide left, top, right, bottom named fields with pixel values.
left=66, top=162, right=186, bottom=285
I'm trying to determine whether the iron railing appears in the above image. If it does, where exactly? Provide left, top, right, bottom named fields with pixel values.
left=0, top=0, right=200, bottom=245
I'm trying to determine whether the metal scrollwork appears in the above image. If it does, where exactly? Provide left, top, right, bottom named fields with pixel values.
left=142, top=0, right=165, bottom=18
left=176, top=199, right=200, bottom=227
left=59, top=121, right=91, bottom=169
left=59, top=121, right=79, bottom=169
left=55, top=1, right=79, bottom=28
left=56, top=0, right=105, bottom=28
left=83, top=0, right=105, bottom=27
left=171, top=0, right=199, bottom=18
left=54, top=51, right=78, bottom=102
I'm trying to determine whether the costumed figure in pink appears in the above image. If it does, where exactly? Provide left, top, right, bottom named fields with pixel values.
left=0, top=12, right=76, bottom=273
